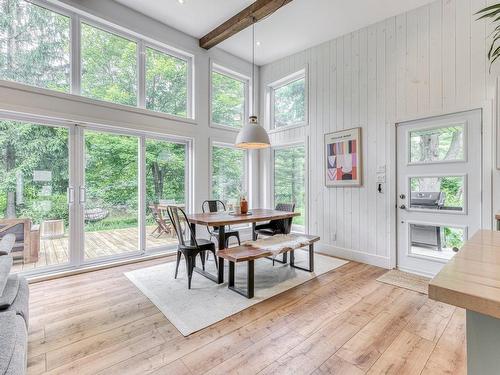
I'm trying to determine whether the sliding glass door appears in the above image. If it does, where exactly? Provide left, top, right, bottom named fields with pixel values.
left=0, top=115, right=190, bottom=275
left=83, top=130, right=140, bottom=261
left=0, top=119, right=72, bottom=273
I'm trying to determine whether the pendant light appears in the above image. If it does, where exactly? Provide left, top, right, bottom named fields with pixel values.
left=235, top=18, right=270, bottom=149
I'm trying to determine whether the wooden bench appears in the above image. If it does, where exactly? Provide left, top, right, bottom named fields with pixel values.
left=217, top=234, right=320, bottom=298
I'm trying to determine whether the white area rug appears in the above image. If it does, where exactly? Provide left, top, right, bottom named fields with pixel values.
left=125, top=250, right=348, bottom=336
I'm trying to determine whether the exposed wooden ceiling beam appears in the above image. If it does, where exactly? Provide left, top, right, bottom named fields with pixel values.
left=199, top=0, right=293, bottom=50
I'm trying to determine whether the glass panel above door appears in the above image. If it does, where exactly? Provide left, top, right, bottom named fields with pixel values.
left=409, top=125, right=465, bottom=163
left=409, top=176, right=465, bottom=212
left=84, top=130, right=139, bottom=260
left=0, top=120, right=70, bottom=273
left=409, top=223, right=465, bottom=260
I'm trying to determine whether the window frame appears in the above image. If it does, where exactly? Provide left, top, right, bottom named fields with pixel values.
left=269, top=68, right=308, bottom=131
left=209, top=140, right=249, bottom=205
left=270, top=140, right=308, bottom=232
left=0, top=0, right=195, bottom=122
left=209, top=61, right=250, bottom=132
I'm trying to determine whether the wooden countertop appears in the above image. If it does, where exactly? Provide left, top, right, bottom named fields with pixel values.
left=429, top=230, right=500, bottom=319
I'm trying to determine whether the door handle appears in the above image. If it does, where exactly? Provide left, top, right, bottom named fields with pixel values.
left=79, top=186, right=86, bottom=204
left=67, top=187, right=75, bottom=204
left=399, top=204, right=406, bottom=209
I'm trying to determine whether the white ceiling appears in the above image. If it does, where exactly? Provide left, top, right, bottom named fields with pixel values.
left=115, top=0, right=435, bottom=65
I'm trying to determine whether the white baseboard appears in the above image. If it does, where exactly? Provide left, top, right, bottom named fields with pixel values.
left=396, top=266, right=436, bottom=278
left=316, top=242, right=392, bottom=269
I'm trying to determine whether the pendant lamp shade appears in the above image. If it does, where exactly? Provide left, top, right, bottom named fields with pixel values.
left=235, top=116, right=270, bottom=149
left=235, top=19, right=270, bottom=149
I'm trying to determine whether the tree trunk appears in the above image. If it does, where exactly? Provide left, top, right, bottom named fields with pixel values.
left=151, top=162, right=164, bottom=202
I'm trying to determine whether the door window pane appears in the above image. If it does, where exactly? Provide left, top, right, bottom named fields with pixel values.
left=409, top=125, right=464, bottom=163
left=81, top=23, right=137, bottom=106
left=0, top=120, right=70, bottom=273
left=0, top=0, right=70, bottom=92
left=409, top=223, right=464, bottom=260
left=274, top=146, right=306, bottom=228
left=84, top=131, right=138, bottom=259
left=211, top=145, right=246, bottom=205
left=146, top=47, right=188, bottom=117
left=211, top=70, right=246, bottom=128
left=273, top=76, right=305, bottom=128
left=145, top=139, right=186, bottom=250
left=409, top=176, right=464, bottom=212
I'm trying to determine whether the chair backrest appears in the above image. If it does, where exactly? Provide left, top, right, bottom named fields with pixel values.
left=271, top=202, right=296, bottom=234
left=151, top=204, right=170, bottom=231
left=202, top=200, right=226, bottom=213
left=166, top=206, right=197, bottom=248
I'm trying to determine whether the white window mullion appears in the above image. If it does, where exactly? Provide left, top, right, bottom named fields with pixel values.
left=139, top=136, right=146, bottom=254
left=71, top=14, right=81, bottom=95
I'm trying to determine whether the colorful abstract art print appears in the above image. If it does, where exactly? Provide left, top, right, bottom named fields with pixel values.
left=325, top=127, right=362, bottom=187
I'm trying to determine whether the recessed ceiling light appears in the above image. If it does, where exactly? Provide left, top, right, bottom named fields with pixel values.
left=178, top=0, right=185, bottom=4
left=256, top=41, right=261, bottom=46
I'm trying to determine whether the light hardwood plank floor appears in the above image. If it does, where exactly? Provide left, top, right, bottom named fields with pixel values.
left=27, top=257, right=466, bottom=375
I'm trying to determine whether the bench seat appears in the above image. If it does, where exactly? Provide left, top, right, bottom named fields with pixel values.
left=217, top=234, right=320, bottom=298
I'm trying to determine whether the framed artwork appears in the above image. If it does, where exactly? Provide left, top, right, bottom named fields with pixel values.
left=325, top=127, right=362, bottom=187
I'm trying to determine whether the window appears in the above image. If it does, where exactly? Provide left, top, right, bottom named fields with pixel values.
left=271, top=71, right=306, bottom=129
left=81, top=23, right=137, bottom=106
left=409, top=176, right=465, bottom=212
left=409, top=223, right=464, bottom=260
left=0, top=0, right=71, bottom=92
left=211, top=67, right=247, bottom=128
left=409, top=125, right=465, bottom=164
left=145, top=139, right=187, bottom=250
left=211, top=144, right=247, bottom=204
left=273, top=145, right=306, bottom=229
left=145, top=47, right=189, bottom=117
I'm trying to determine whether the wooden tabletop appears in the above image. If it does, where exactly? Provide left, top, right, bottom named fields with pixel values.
left=429, top=230, right=500, bottom=319
left=186, top=208, right=300, bottom=226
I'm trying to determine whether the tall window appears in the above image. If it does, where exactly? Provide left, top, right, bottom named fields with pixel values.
left=145, top=47, right=188, bottom=117
left=271, top=71, right=306, bottom=129
left=0, top=0, right=71, bottom=92
left=81, top=23, right=137, bottom=106
left=211, top=144, right=246, bottom=204
left=273, top=145, right=306, bottom=228
left=211, top=68, right=247, bottom=129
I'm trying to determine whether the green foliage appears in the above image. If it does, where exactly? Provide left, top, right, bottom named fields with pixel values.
left=146, top=47, right=187, bottom=116
left=211, top=71, right=245, bottom=128
left=0, top=0, right=71, bottom=92
left=274, top=146, right=306, bottom=226
left=81, top=23, right=137, bottom=106
left=274, top=78, right=305, bottom=128
left=212, top=146, right=245, bottom=204
left=476, top=3, right=500, bottom=68
left=443, top=227, right=464, bottom=249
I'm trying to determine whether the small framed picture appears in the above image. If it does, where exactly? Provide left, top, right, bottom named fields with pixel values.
left=325, top=127, right=362, bottom=187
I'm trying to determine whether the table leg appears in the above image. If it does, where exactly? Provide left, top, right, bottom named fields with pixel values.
left=190, top=222, right=196, bottom=238
left=252, top=222, right=257, bottom=241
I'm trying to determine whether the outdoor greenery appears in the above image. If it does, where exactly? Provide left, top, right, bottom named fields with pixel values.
left=274, top=146, right=305, bottom=226
left=274, top=77, right=305, bottom=128
left=0, top=0, right=70, bottom=91
left=211, top=145, right=246, bottom=205
left=81, top=23, right=137, bottom=106
left=146, top=47, right=188, bottom=116
left=211, top=71, right=245, bottom=128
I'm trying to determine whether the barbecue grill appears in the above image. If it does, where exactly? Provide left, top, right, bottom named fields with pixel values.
left=410, top=192, right=446, bottom=251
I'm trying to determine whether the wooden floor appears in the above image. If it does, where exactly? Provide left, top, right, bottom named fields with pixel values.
left=12, top=226, right=177, bottom=273
left=27, top=258, right=466, bottom=375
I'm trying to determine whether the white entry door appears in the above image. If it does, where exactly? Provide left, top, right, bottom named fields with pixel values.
left=396, top=110, right=482, bottom=276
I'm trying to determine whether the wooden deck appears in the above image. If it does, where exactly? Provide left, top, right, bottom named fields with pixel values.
left=12, top=226, right=177, bottom=273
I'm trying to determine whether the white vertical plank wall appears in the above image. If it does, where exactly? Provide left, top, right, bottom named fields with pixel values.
left=259, top=0, right=500, bottom=268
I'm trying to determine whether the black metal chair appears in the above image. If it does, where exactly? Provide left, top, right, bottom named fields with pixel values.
left=202, top=200, right=241, bottom=248
left=253, top=202, right=296, bottom=239
left=166, top=206, right=217, bottom=289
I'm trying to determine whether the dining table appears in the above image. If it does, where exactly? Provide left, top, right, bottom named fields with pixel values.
left=185, top=208, right=300, bottom=284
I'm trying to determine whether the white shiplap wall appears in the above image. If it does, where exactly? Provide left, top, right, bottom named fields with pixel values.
left=259, top=0, right=500, bottom=268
